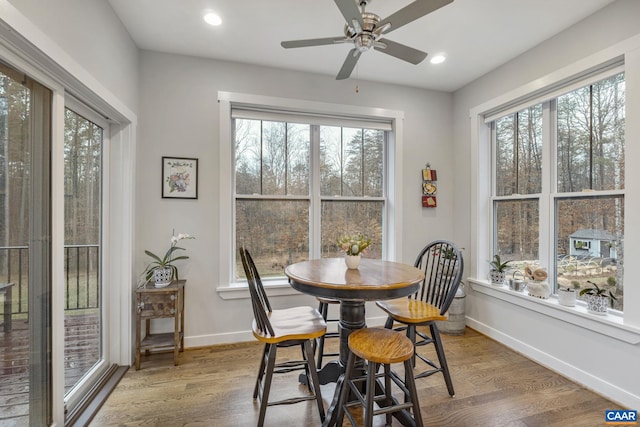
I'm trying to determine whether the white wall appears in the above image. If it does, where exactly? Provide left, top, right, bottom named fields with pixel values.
left=136, top=50, right=456, bottom=344
left=7, top=0, right=139, bottom=113
left=452, top=0, right=640, bottom=409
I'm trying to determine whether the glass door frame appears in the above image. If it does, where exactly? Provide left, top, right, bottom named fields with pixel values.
left=61, top=96, right=111, bottom=417
left=0, top=32, right=136, bottom=426
left=0, top=57, right=56, bottom=426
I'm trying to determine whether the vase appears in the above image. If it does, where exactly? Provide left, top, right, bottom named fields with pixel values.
left=488, top=269, right=505, bottom=285
left=345, top=254, right=361, bottom=269
left=586, top=294, right=608, bottom=315
left=557, top=289, right=576, bottom=307
left=153, top=267, right=172, bottom=287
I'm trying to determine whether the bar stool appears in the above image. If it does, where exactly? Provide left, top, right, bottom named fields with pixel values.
left=336, top=327, right=424, bottom=427
left=315, top=297, right=339, bottom=369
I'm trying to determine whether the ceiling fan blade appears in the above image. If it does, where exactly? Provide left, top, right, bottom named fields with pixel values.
left=374, top=39, right=428, bottom=64
left=377, top=0, right=454, bottom=34
left=336, top=48, right=361, bottom=80
left=334, top=0, right=365, bottom=31
left=281, top=37, right=349, bottom=49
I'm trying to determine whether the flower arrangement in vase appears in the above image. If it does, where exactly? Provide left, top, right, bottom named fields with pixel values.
left=143, top=231, right=195, bottom=287
left=337, top=234, right=371, bottom=269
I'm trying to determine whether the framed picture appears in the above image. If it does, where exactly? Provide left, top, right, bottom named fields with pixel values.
left=162, top=156, right=198, bottom=199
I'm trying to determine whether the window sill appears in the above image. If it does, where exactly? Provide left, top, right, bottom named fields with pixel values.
left=217, top=278, right=302, bottom=300
left=468, top=278, right=640, bottom=344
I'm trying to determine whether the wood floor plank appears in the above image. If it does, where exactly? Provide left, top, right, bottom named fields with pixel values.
left=90, top=328, right=624, bottom=427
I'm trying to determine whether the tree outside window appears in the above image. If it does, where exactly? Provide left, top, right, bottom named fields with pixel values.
left=235, top=119, right=385, bottom=279
left=492, top=72, right=625, bottom=310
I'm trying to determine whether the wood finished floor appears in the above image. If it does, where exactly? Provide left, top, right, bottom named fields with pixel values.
left=90, top=328, right=622, bottom=427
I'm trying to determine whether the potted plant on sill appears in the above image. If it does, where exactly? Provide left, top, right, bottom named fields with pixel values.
left=579, top=280, right=617, bottom=315
left=488, top=254, right=511, bottom=285
left=143, top=232, right=195, bottom=287
left=557, top=280, right=580, bottom=307
left=434, top=245, right=460, bottom=277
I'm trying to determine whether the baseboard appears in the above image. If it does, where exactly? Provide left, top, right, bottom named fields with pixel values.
left=466, top=316, right=640, bottom=409
left=184, top=315, right=389, bottom=348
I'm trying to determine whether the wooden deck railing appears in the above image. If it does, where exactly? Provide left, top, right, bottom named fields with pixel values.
left=0, top=244, right=100, bottom=316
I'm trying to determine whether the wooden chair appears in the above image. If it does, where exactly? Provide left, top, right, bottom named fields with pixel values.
left=336, top=327, right=423, bottom=427
left=239, top=247, right=327, bottom=426
left=314, top=297, right=339, bottom=369
left=376, top=240, right=463, bottom=397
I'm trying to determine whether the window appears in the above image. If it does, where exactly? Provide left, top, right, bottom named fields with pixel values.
left=493, top=105, right=543, bottom=264
left=491, top=72, right=625, bottom=310
left=233, top=115, right=387, bottom=281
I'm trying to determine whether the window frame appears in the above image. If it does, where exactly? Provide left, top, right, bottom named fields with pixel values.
left=469, top=38, right=640, bottom=339
left=217, top=92, right=404, bottom=296
left=490, top=72, right=625, bottom=310
left=233, top=118, right=388, bottom=279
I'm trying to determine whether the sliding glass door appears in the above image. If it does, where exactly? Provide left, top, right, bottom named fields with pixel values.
left=0, top=60, right=111, bottom=425
left=62, top=104, right=108, bottom=416
left=0, top=61, right=52, bottom=425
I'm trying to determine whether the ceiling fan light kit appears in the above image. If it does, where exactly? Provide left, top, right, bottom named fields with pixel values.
left=281, top=0, right=454, bottom=80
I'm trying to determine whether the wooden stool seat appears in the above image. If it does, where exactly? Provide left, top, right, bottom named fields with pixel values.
left=252, top=306, right=326, bottom=344
left=336, top=327, right=424, bottom=427
left=348, top=327, right=414, bottom=364
left=376, top=298, right=446, bottom=324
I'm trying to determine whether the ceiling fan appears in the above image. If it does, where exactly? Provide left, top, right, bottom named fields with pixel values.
left=280, top=0, right=454, bottom=80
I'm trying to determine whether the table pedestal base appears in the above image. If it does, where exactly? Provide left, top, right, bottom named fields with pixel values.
left=300, top=360, right=342, bottom=386
left=322, top=300, right=366, bottom=427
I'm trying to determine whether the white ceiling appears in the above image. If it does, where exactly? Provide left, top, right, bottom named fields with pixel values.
left=107, top=0, right=617, bottom=92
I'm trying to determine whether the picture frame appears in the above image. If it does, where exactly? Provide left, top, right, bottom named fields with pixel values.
left=162, top=156, right=198, bottom=199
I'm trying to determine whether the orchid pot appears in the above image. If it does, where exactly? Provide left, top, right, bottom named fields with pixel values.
left=557, top=288, right=577, bottom=307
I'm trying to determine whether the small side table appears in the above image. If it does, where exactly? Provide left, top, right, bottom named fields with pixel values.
left=135, top=280, right=185, bottom=370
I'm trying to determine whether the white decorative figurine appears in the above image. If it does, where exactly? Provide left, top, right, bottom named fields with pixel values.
left=527, top=281, right=551, bottom=299
left=524, top=265, right=550, bottom=299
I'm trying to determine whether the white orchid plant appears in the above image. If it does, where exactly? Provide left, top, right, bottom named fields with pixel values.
left=144, top=232, right=195, bottom=282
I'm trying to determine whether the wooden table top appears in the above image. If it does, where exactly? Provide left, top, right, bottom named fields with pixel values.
left=285, top=258, right=424, bottom=301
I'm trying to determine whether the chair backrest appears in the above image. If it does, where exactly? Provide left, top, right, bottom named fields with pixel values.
left=240, top=246, right=275, bottom=337
left=412, top=240, right=464, bottom=316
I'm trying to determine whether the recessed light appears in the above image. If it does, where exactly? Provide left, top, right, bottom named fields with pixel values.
left=203, top=12, right=222, bottom=26
left=430, top=54, right=446, bottom=64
